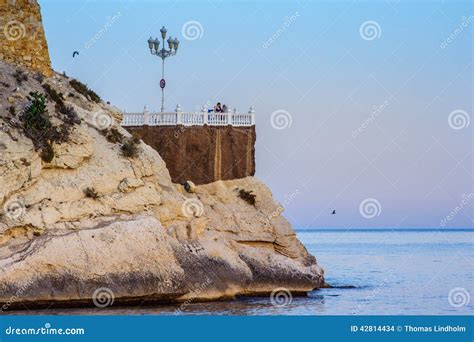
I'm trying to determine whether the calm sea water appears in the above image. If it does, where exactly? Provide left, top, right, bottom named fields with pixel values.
left=7, top=229, right=474, bottom=315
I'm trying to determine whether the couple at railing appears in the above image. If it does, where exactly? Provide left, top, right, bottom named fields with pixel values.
left=121, top=105, right=255, bottom=127
left=208, top=102, right=228, bottom=113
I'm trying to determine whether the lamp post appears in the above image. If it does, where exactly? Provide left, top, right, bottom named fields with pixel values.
left=148, top=26, right=180, bottom=112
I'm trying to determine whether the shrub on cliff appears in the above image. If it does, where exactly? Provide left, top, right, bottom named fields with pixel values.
left=83, top=187, right=99, bottom=199
left=61, top=105, right=81, bottom=126
left=40, top=143, right=55, bottom=162
left=22, top=92, right=51, bottom=133
left=42, top=83, right=80, bottom=126
left=21, top=92, right=76, bottom=162
left=22, top=91, right=54, bottom=161
left=12, top=69, right=28, bottom=85
left=42, top=83, right=65, bottom=108
left=69, top=79, right=101, bottom=103
left=237, top=189, right=256, bottom=206
left=33, top=73, right=44, bottom=84
left=101, top=127, right=124, bottom=144
left=121, top=137, right=140, bottom=158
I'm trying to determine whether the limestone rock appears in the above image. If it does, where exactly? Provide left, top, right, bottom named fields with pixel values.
left=43, top=126, right=94, bottom=169
left=118, top=177, right=144, bottom=193
left=0, top=216, right=323, bottom=308
left=0, top=59, right=324, bottom=309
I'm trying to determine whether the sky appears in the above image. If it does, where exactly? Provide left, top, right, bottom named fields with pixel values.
left=40, top=0, right=473, bottom=229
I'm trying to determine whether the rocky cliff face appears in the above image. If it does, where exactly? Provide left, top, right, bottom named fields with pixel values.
left=0, top=60, right=324, bottom=310
left=125, top=125, right=256, bottom=185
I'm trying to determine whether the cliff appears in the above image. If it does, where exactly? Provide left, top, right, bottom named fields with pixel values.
left=125, top=125, right=256, bottom=185
left=0, top=59, right=324, bottom=309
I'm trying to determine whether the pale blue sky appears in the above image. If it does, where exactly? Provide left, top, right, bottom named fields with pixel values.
left=40, top=0, right=473, bottom=228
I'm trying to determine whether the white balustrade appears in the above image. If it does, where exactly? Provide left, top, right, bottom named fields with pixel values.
left=121, top=106, right=256, bottom=127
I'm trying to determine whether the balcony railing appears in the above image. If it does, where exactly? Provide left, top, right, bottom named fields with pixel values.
left=121, top=105, right=256, bottom=127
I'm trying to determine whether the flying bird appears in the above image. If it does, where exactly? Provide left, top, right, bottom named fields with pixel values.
left=72, top=51, right=79, bottom=58
left=331, top=210, right=336, bottom=215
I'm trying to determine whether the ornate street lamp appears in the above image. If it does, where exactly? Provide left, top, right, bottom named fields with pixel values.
left=148, top=26, right=180, bottom=112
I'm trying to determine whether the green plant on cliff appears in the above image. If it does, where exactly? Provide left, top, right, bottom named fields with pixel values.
left=22, top=92, right=54, bottom=161
left=237, top=189, right=256, bottom=206
left=69, top=79, right=101, bottom=103
left=21, top=92, right=76, bottom=162
left=23, top=92, right=51, bottom=132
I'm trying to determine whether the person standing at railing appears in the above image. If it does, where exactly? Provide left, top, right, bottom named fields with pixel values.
left=214, top=102, right=222, bottom=113
left=222, top=104, right=228, bottom=113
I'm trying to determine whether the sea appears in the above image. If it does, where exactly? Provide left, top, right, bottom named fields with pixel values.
left=6, top=229, right=474, bottom=315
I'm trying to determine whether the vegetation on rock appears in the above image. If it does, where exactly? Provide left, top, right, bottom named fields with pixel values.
left=101, top=127, right=124, bottom=144
left=237, top=188, right=256, bottom=206
left=121, top=135, right=140, bottom=158
left=83, top=187, right=99, bottom=199
left=12, top=69, right=28, bottom=85
left=69, top=79, right=101, bottom=103
left=33, top=73, right=44, bottom=84
left=42, top=83, right=65, bottom=108
left=20, top=91, right=76, bottom=162
left=42, top=83, right=81, bottom=126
